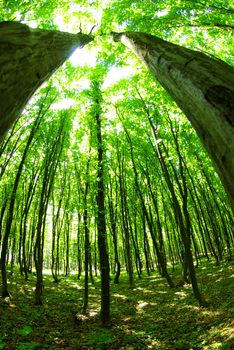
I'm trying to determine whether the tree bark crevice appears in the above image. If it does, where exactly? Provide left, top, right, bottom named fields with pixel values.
left=111, top=31, right=234, bottom=211
left=0, top=21, right=93, bottom=138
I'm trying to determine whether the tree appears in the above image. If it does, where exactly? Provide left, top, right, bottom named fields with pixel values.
left=81, top=156, right=92, bottom=315
left=0, top=105, right=43, bottom=297
left=0, top=21, right=93, bottom=139
left=111, top=31, right=234, bottom=211
left=0, top=0, right=233, bottom=334
left=34, top=111, right=69, bottom=305
left=120, top=115, right=175, bottom=289
left=91, top=80, right=111, bottom=327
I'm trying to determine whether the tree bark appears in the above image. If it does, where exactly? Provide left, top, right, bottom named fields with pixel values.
left=0, top=21, right=93, bottom=138
left=93, top=84, right=111, bottom=327
left=111, top=31, right=234, bottom=211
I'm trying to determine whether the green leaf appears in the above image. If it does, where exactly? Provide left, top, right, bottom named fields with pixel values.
left=0, top=338, right=5, bottom=349
left=16, top=316, right=27, bottom=322
left=17, top=326, right=33, bottom=336
left=219, top=342, right=230, bottom=350
left=17, top=342, right=39, bottom=350
left=85, top=329, right=114, bottom=346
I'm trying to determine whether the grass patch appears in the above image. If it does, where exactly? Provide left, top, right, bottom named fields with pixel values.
left=0, top=259, right=233, bottom=349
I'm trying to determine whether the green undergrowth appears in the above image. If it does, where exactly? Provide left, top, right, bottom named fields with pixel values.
left=0, top=259, right=233, bottom=349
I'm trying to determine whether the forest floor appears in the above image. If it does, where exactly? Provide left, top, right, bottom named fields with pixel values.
left=0, top=259, right=233, bottom=350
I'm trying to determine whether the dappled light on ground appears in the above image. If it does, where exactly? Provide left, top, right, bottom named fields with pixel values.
left=0, top=259, right=233, bottom=349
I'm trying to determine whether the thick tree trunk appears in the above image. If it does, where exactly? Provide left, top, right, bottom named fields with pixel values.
left=111, top=32, right=234, bottom=211
left=0, top=21, right=93, bottom=138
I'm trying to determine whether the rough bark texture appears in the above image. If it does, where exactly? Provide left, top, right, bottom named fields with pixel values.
left=111, top=32, right=234, bottom=211
left=0, top=21, right=93, bottom=138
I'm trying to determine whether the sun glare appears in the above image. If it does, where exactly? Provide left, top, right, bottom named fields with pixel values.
left=51, top=98, right=76, bottom=110
left=102, top=65, right=135, bottom=89
left=70, top=46, right=98, bottom=67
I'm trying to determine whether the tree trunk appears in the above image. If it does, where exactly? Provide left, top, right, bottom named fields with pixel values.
left=77, top=212, right=82, bottom=280
left=0, top=21, right=93, bottom=138
left=34, top=117, right=65, bottom=304
left=92, top=82, right=110, bottom=327
left=121, top=120, right=174, bottom=288
left=111, top=31, right=234, bottom=211
left=82, top=158, right=91, bottom=315
left=1, top=110, right=41, bottom=298
left=107, top=174, right=121, bottom=284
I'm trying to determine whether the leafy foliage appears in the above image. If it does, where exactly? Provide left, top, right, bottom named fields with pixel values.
left=0, top=0, right=234, bottom=348
left=17, top=326, right=33, bottom=337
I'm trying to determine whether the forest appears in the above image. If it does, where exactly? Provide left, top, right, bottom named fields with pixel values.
left=0, top=0, right=234, bottom=349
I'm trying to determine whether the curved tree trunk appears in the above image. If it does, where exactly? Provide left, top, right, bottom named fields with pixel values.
left=0, top=21, right=93, bottom=138
left=111, top=32, right=234, bottom=211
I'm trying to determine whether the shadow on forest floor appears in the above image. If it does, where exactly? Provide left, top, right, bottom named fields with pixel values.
left=0, top=259, right=233, bottom=349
